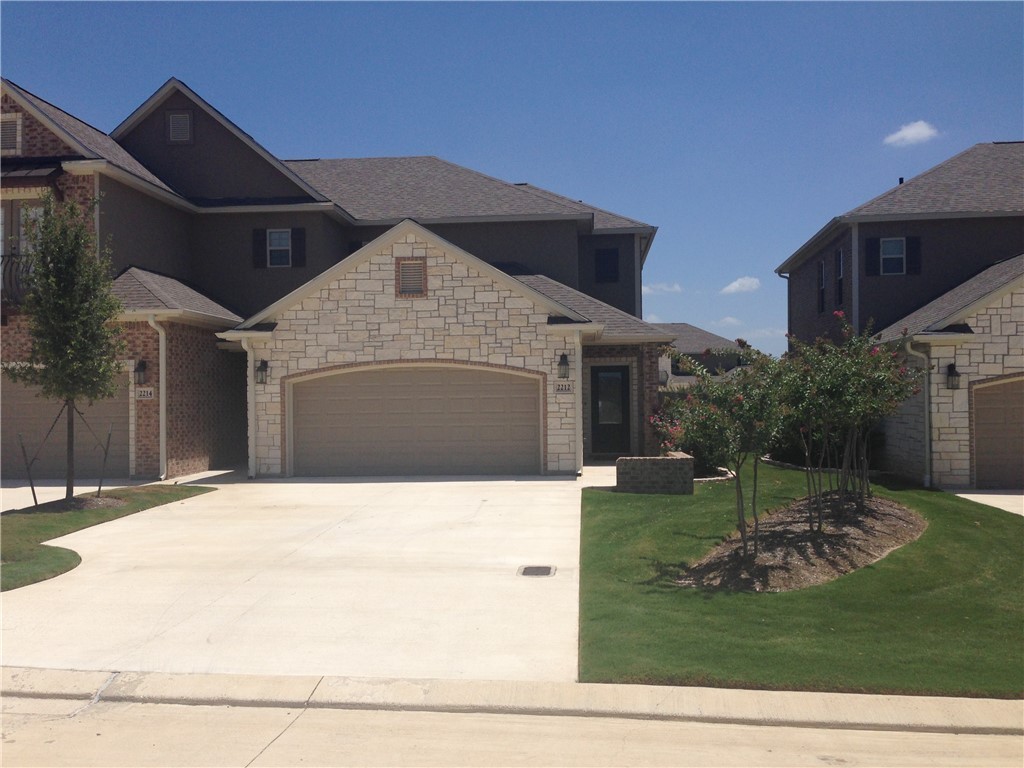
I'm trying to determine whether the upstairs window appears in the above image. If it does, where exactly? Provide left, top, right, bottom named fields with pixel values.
left=1, top=113, right=23, bottom=156
left=252, top=228, right=305, bottom=269
left=594, top=248, right=619, bottom=283
left=165, top=110, right=193, bottom=144
left=880, top=238, right=906, bottom=275
left=396, top=257, right=427, bottom=297
left=834, top=248, right=844, bottom=306
left=817, top=261, right=826, bottom=313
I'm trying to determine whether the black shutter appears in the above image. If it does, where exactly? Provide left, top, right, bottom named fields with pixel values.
left=252, top=229, right=267, bottom=269
left=292, top=228, right=306, bottom=267
left=865, top=238, right=880, bottom=276
left=905, top=236, right=921, bottom=275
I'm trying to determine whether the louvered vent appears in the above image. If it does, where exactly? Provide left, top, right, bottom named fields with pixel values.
left=167, top=112, right=192, bottom=143
left=396, top=258, right=427, bottom=297
left=1, top=115, right=22, bottom=155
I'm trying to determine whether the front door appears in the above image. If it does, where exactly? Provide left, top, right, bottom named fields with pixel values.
left=590, top=366, right=631, bottom=456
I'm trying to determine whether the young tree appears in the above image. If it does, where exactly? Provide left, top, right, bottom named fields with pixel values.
left=6, top=192, right=124, bottom=499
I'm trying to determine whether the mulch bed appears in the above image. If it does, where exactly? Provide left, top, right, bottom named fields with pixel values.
left=5, top=495, right=128, bottom=514
left=677, top=493, right=927, bottom=593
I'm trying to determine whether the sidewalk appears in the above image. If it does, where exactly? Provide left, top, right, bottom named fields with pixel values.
left=4, top=666, right=1021, bottom=736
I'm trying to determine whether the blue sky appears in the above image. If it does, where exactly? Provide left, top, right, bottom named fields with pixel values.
left=2, top=2, right=1021, bottom=356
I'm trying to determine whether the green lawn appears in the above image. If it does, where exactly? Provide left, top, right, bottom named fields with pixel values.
left=1, top=484, right=214, bottom=591
left=579, top=464, right=1024, bottom=698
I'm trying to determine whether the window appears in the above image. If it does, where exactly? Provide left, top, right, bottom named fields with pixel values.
left=267, top=229, right=292, bottom=267
left=880, top=238, right=906, bottom=275
left=252, top=228, right=305, bottom=269
left=594, top=248, right=619, bottom=283
left=165, top=110, right=193, bottom=144
left=396, top=257, right=427, bottom=297
left=817, top=261, right=826, bottom=313
left=1, top=113, right=22, bottom=156
left=834, top=248, right=844, bottom=306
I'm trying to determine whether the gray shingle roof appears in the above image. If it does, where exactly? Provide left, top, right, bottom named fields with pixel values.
left=113, top=267, right=241, bottom=324
left=652, top=323, right=741, bottom=353
left=284, top=156, right=653, bottom=230
left=514, top=275, right=672, bottom=341
left=847, top=142, right=1024, bottom=218
left=877, top=253, right=1024, bottom=342
left=3, top=79, right=175, bottom=194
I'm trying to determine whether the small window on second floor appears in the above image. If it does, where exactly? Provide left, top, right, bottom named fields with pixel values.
left=166, top=110, right=193, bottom=144
left=267, top=229, right=292, bottom=267
left=834, top=248, right=844, bottom=306
left=594, top=248, right=619, bottom=283
left=880, top=238, right=906, bottom=275
left=817, top=261, right=826, bottom=313
left=1, top=113, right=23, bottom=156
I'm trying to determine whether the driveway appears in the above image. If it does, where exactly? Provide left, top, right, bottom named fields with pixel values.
left=1, top=473, right=595, bottom=682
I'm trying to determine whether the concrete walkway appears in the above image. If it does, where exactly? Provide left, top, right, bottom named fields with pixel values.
left=3, top=666, right=1021, bottom=736
left=952, top=490, right=1024, bottom=516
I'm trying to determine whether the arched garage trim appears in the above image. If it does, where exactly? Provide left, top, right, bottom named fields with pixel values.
left=281, top=360, right=548, bottom=477
left=970, top=372, right=1024, bottom=489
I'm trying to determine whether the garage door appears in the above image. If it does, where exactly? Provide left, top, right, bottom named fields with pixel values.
left=975, top=377, right=1024, bottom=489
left=292, top=366, right=541, bottom=476
left=1, top=372, right=129, bottom=479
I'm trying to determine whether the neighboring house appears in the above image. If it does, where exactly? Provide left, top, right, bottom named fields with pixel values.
left=776, top=142, right=1024, bottom=489
left=653, top=323, right=742, bottom=387
left=1, top=77, right=671, bottom=480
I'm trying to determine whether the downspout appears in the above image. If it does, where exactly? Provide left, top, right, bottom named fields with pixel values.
left=147, top=315, right=168, bottom=480
left=905, top=341, right=931, bottom=488
left=240, top=338, right=257, bottom=479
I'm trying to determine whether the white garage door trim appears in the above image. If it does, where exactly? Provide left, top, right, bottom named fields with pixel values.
left=284, top=362, right=545, bottom=477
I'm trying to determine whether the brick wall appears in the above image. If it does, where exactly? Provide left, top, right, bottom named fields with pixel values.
left=247, top=227, right=579, bottom=475
left=2, top=93, right=78, bottom=157
left=615, top=453, right=694, bottom=494
left=879, top=355, right=927, bottom=483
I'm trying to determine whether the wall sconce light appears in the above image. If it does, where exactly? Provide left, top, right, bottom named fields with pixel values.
left=133, top=360, right=147, bottom=386
left=255, top=359, right=269, bottom=384
left=946, top=362, right=961, bottom=390
left=557, top=353, right=570, bottom=380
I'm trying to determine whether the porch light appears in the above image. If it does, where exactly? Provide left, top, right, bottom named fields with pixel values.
left=557, top=353, right=570, bottom=380
left=255, top=359, right=269, bottom=385
left=133, top=360, right=147, bottom=386
left=946, top=362, right=961, bottom=390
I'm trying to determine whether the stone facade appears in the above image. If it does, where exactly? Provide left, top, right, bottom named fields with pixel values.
left=615, top=453, right=694, bottom=494
left=245, top=227, right=579, bottom=476
left=882, top=286, right=1023, bottom=488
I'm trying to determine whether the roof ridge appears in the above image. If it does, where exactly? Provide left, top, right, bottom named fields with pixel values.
left=517, top=182, right=648, bottom=228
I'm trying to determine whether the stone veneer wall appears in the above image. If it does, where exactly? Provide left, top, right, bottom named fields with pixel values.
left=883, top=287, right=1023, bottom=488
left=615, top=453, right=694, bottom=494
left=246, top=231, right=578, bottom=476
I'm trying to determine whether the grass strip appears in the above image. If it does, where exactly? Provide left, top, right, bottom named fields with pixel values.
left=1, top=484, right=214, bottom=591
left=579, top=464, right=1023, bottom=698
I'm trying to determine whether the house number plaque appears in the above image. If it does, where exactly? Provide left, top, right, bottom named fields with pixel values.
left=136, top=387, right=155, bottom=400
left=555, top=382, right=574, bottom=394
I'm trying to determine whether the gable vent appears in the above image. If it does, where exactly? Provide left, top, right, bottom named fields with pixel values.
left=1, top=114, right=22, bottom=156
left=166, top=111, right=192, bottom=143
left=396, top=257, right=427, bottom=297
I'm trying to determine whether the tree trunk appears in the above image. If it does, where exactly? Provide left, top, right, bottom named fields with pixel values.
left=752, top=456, right=760, bottom=557
left=65, top=398, right=75, bottom=500
left=734, top=460, right=748, bottom=558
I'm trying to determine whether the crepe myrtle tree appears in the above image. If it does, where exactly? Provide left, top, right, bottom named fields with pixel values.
left=6, top=192, right=124, bottom=499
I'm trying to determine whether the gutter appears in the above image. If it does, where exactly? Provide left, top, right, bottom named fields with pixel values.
left=147, top=315, right=168, bottom=480
left=905, top=341, right=931, bottom=488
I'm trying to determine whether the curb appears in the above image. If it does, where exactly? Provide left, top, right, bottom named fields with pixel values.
left=3, top=667, right=1022, bottom=736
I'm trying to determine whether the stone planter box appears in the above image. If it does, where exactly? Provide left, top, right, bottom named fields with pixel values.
left=615, top=452, right=694, bottom=495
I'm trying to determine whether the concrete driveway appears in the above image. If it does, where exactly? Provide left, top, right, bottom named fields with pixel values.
left=1, top=474, right=592, bottom=682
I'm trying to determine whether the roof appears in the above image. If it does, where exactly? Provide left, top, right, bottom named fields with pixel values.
left=876, top=253, right=1024, bottom=342
left=284, top=156, right=655, bottom=231
left=1, top=79, right=175, bottom=194
left=778, top=142, right=1024, bottom=274
left=652, top=323, right=741, bottom=353
left=514, top=275, right=674, bottom=342
left=113, top=267, right=242, bottom=325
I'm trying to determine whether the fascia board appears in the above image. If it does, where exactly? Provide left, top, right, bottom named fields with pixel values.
left=775, top=217, right=844, bottom=275
left=110, top=78, right=329, bottom=203
left=910, top=333, right=976, bottom=345
left=357, top=212, right=592, bottom=227
left=2, top=82, right=96, bottom=160
left=928, top=276, right=1024, bottom=331
left=843, top=210, right=1023, bottom=225
left=65, top=160, right=193, bottom=211
left=119, top=309, right=240, bottom=329
left=588, top=334, right=677, bottom=345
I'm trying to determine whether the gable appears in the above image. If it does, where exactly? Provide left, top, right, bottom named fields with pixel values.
left=113, top=80, right=322, bottom=205
left=1, top=90, right=81, bottom=159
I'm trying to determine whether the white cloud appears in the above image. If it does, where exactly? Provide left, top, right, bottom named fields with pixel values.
left=716, top=316, right=741, bottom=327
left=884, top=120, right=939, bottom=147
left=644, top=313, right=663, bottom=323
left=642, top=281, right=682, bottom=295
left=720, top=276, right=761, bottom=295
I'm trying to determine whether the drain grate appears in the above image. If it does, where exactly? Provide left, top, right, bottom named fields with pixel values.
left=518, top=565, right=556, bottom=577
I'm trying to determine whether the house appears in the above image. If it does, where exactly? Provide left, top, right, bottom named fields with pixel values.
left=652, top=323, right=743, bottom=387
left=776, top=142, right=1024, bottom=489
left=1, top=77, right=672, bottom=480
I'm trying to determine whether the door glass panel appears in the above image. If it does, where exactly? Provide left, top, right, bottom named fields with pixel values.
left=597, top=371, right=623, bottom=425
